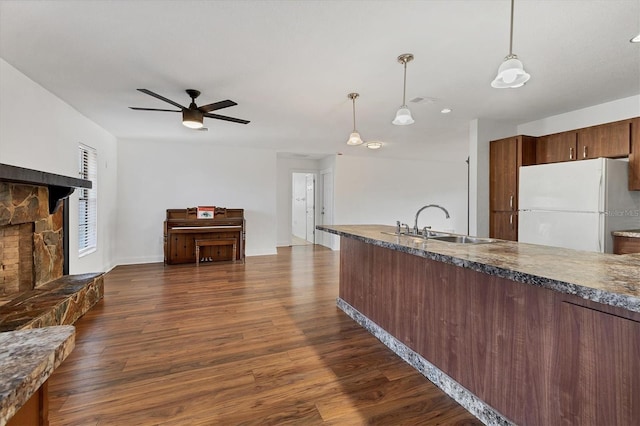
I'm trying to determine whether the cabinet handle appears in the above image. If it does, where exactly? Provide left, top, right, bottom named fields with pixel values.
left=569, top=147, right=574, bottom=160
left=510, top=214, right=513, bottom=227
left=509, top=195, right=514, bottom=209
left=583, top=145, right=587, bottom=158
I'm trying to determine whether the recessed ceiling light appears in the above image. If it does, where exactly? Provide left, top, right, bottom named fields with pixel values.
left=366, top=142, right=383, bottom=150
left=632, top=33, right=640, bottom=43
left=441, top=108, right=452, bottom=114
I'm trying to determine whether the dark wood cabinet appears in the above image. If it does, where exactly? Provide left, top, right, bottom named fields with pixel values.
left=536, top=131, right=577, bottom=163
left=613, top=235, right=640, bottom=254
left=553, top=301, right=640, bottom=424
left=489, top=135, right=536, bottom=240
left=576, top=119, right=631, bottom=160
left=490, top=211, right=517, bottom=241
left=489, top=137, right=517, bottom=212
left=630, top=118, right=640, bottom=190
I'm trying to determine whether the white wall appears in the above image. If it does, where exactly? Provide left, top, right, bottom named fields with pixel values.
left=0, top=58, right=118, bottom=274
left=468, top=118, right=518, bottom=237
left=275, top=156, right=321, bottom=246
left=116, top=139, right=277, bottom=264
left=333, top=155, right=468, bottom=240
left=517, top=95, right=640, bottom=136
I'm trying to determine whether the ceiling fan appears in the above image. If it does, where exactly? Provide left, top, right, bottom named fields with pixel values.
left=129, top=89, right=250, bottom=129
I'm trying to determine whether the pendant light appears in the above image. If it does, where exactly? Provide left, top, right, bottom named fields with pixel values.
left=491, top=0, right=530, bottom=89
left=392, top=54, right=415, bottom=125
left=346, top=93, right=364, bottom=145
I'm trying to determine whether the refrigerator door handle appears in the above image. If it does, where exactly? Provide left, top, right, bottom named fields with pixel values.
left=509, top=195, right=514, bottom=210
left=598, top=217, right=602, bottom=252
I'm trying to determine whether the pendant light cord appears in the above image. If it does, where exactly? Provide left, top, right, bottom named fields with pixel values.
left=352, top=97, right=357, bottom=131
left=508, top=0, right=514, bottom=56
left=402, top=61, right=407, bottom=106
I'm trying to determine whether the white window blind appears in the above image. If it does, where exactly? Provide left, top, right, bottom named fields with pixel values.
left=78, top=143, right=97, bottom=257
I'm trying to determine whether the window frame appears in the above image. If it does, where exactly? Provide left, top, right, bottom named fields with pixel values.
left=78, top=143, right=98, bottom=257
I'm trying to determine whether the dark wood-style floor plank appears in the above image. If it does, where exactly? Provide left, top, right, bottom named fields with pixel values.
left=48, top=246, right=482, bottom=425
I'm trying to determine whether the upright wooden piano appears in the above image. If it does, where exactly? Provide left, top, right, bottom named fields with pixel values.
left=164, top=207, right=245, bottom=265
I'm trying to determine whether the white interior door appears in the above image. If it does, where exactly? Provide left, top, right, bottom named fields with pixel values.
left=320, top=170, right=334, bottom=249
left=292, top=173, right=307, bottom=240
left=305, top=174, right=315, bottom=243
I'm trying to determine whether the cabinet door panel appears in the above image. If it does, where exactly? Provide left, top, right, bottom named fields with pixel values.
left=629, top=118, right=640, bottom=190
left=536, top=132, right=577, bottom=163
left=490, top=138, right=517, bottom=211
left=553, top=302, right=640, bottom=425
left=577, top=120, right=631, bottom=159
left=490, top=211, right=517, bottom=241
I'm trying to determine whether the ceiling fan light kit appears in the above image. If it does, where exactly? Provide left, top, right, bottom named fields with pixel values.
left=182, top=108, right=204, bottom=129
left=130, top=88, right=250, bottom=128
left=491, top=0, right=530, bottom=89
left=392, top=53, right=415, bottom=125
left=346, top=92, right=364, bottom=145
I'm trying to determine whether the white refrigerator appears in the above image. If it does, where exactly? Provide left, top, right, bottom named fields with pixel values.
left=518, top=158, right=640, bottom=253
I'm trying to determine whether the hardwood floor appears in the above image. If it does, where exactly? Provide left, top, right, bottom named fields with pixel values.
left=48, top=246, right=482, bottom=425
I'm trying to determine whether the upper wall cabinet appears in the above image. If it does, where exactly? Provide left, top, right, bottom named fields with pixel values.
left=576, top=119, right=631, bottom=160
left=536, top=131, right=578, bottom=164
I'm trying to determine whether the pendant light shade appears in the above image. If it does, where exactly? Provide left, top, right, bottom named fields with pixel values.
left=346, top=93, right=364, bottom=145
left=491, top=0, right=530, bottom=89
left=491, top=54, right=530, bottom=88
left=393, top=106, right=414, bottom=126
left=392, top=54, right=415, bottom=125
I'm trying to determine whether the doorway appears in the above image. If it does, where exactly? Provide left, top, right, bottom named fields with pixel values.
left=291, top=172, right=315, bottom=245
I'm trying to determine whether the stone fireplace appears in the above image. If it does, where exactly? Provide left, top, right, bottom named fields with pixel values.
left=0, top=183, right=64, bottom=303
left=0, top=163, right=103, bottom=331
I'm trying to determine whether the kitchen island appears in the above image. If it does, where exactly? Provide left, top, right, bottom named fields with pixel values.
left=318, top=224, right=640, bottom=426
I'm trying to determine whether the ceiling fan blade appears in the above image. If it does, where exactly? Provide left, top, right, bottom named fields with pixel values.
left=129, top=107, right=181, bottom=112
left=198, top=100, right=237, bottom=113
left=137, top=89, right=186, bottom=109
left=203, top=113, right=250, bottom=124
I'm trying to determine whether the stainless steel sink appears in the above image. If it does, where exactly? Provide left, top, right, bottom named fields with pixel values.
left=428, top=235, right=497, bottom=244
left=381, top=231, right=450, bottom=239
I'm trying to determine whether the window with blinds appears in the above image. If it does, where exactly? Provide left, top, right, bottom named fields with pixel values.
left=78, top=144, right=97, bottom=257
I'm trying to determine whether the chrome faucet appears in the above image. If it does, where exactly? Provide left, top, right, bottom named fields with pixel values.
left=414, top=204, right=450, bottom=235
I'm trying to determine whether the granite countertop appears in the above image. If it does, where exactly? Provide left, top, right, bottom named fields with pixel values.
left=318, top=224, right=640, bottom=314
left=0, top=325, right=75, bottom=426
left=613, top=229, right=640, bottom=238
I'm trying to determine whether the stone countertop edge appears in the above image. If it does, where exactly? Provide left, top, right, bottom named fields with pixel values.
left=0, top=325, right=75, bottom=426
left=612, top=229, right=640, bottom=238
left=317, top=224, right=640, bottom=314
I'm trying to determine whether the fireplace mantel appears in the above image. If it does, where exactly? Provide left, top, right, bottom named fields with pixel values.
left=0, top=163, right=91, bottom=213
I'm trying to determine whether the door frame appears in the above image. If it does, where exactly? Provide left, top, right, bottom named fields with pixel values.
left=290, top=169, right=319, bottom=245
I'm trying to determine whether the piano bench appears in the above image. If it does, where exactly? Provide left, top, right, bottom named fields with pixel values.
left=195, top=238, right=237, bottom=265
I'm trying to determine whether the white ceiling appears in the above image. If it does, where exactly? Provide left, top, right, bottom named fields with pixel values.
left=1, top=0, right=639, bottom=162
